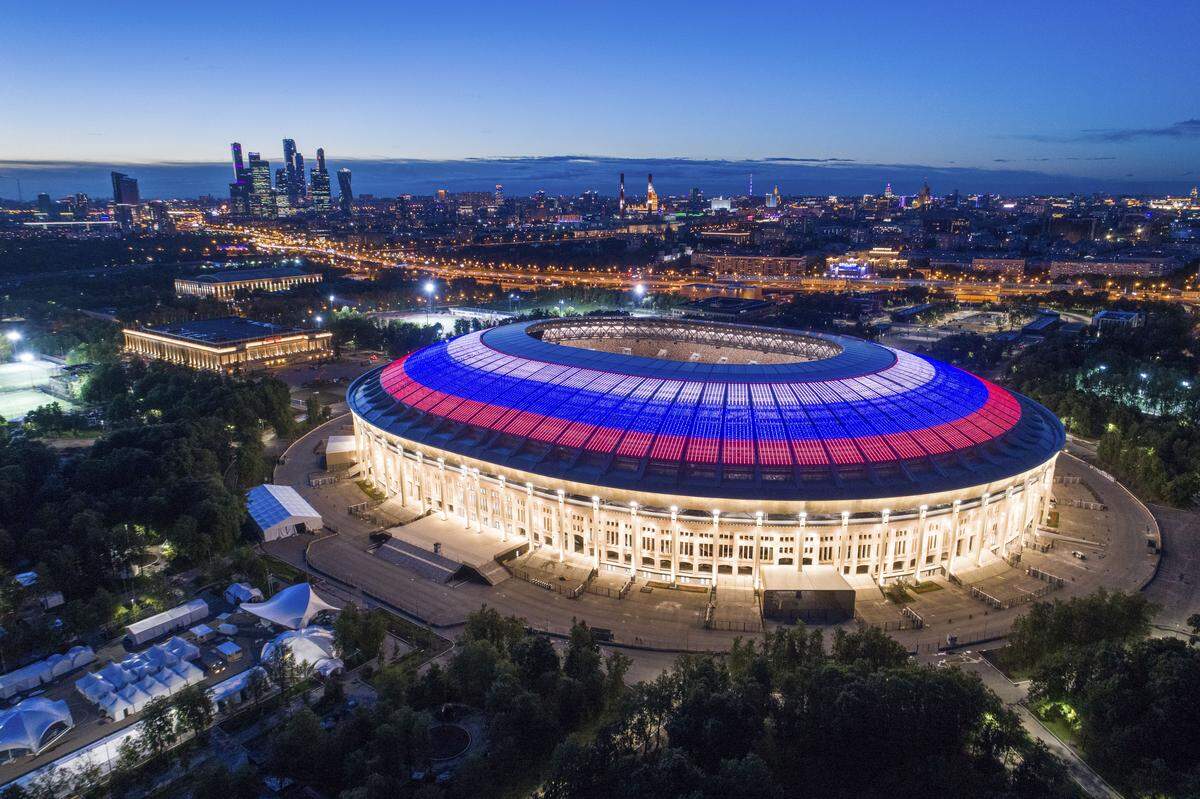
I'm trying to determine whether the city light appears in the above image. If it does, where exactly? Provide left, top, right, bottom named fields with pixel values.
left=17, top=352, right=34, bottom=363
left=4, top=331, right=21, bottom=343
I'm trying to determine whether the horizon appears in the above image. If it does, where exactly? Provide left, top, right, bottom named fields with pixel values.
left=3, top=1, right=1199, bottom=194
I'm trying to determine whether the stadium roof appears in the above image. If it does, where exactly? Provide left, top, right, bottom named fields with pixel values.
left=144, top=317, right=304, bottom=345
left=348, top=319, right=1064, bottom=501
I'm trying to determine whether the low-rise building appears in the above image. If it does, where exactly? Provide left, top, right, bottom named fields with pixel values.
left=174, top=266, right=322, bottom=300
left=123, top=317, right=331, bottom=372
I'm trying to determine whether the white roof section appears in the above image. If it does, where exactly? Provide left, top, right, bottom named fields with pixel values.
left=261, top=626, right=344, bottom=678
left=224, top=582, right=263, bottom=605
left=246, top=484, right=321, bottom=533
left=210, top=666, right=268, bottom=705
left=0, top=698, right=73, bottom=757
left=240, top=583, right=338, bottom=630
left=326, top=435, right=356, bottom=454
left=124, top=599, right=209, bottom=646
left=0, top=647, right=95, bottom=700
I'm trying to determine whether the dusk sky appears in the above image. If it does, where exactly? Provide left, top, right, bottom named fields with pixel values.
left=3, top=1, right=1199, bottom=189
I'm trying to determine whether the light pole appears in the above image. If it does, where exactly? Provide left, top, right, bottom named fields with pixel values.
left=424, top=281, right=436, bottom=315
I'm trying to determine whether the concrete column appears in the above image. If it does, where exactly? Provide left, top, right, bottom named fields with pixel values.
left=497, top=476, right=509, bottom=542
left=629, top=501, right=640, bottom=577
left=459, top=467, right=470, bottom=528
left=414, top=452, right=425, bottom=511
left=397, top=447, right=409, bottom=506
left=753, top=511, right=763, bottom=590
left=557, top=489, right=567, bottom=563
left=437, top=458, right=448, bottom=520
left=914, top=505, right=929, bottom=580
left=1001, top=487, right=1017, bottom=557
left=669, top=506, right=679, bottom=583
left=710, top=510, right=720, bottom=584
left=525, top=483, right=536, bottom=546
left=472, top=469, right=483, bottom=533
left=797, top=512, right=807, bottom=572
left=835, top=511, right=849, bottom=573
left=948, top=499, right=963, bottom=566
left=975, top=493, right=991, bottom=567
left=877, top=510, right=892, bottom=587
left=591, top=496, right=601, bottom=569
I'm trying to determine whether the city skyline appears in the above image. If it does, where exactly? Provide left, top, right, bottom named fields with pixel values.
left=3, top=1, right=1198, bottom=185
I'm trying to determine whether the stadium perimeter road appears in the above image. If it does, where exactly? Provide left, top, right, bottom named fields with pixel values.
left=275, top=422, right=1161, bottom=656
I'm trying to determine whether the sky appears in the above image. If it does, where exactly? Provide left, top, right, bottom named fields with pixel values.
left=2, top=1, right=1199, bottom=197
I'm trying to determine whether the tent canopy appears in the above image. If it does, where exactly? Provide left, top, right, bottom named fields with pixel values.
left=261, top=626, right=344, bottom=677
left=224, top=582, right=263, bottom=605
left=240, top=583, right=338, bottom=630
left=124, top=599, right=209, bottom=646
left=246, top=485, right=322, bottom=541
left=0, top=698, right=73, bottom=757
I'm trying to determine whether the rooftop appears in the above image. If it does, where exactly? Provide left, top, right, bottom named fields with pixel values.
left=182, top=266, right=314, bottom=284
left=143, top=317, right=305, bottom=345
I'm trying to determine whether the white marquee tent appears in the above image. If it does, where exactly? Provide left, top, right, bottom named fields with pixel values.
left=0, top=646, right=95, bottom=700
left=240, top=583, right=338, bottom=630
left=246, top=484, right=322, bottom=542
left=124, top=599, right=209, bottom=647
left=224, top=582, right=264, bottom=605
left=0, top=698, right=74, bottom=763
left=261, top=626, right=344, bottom=679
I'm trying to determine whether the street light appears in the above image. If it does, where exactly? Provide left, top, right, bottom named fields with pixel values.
left=17, top=352, right=33, bottom=363
left=4, top=331, right=20, bottom=343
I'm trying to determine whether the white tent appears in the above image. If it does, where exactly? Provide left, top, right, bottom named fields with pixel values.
left=324, top=436, right=357, bottom=468
left=0, top=698, right=74, bottom=763
left=97, top=662, right=134, bottom=690
left=240, top=583, right=338, bottom=630
left=261, top=626, right=344, bottom=679
left=224, top=582, right=264, bottom=605
left=161, top=636, right=200, bottom=662
left=74, top=672, right=115, bottom=705
left=172, top=660, right=205, bottom=686
left=124, top=599, right=209, bottom=647
left=154, top=668, right=185, bottom=693
left=66, top=646, right=95, bottom=670
left=99, top=692, right=135, bottom=721
left=114, top=684, right=152, bottom=716
left=0, top=662, right=53, bottom=700
left=210, top=666, right=269, bottom=711
left=246, top=484, right=322, bottom=542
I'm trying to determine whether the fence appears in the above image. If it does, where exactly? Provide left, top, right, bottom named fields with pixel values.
left=505, top=561, right=588, bottom=599
left=309, top=471, right=339, bottom=487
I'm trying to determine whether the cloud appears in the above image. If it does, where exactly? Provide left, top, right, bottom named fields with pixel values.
left=1010, top=119, right=1200, bottom=144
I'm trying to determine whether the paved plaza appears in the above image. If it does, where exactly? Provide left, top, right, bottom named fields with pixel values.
left=274, top=420, right=1167, bottom=656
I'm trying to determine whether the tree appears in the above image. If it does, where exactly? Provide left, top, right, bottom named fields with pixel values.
left=267, top=708, right=328, bottom=785
left=139, top=695, right=178, bottom=757
left=171, top=684, right=214, bottom=741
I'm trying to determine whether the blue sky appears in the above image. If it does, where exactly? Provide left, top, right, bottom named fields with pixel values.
left=2, top=1, right=1198, bottom=187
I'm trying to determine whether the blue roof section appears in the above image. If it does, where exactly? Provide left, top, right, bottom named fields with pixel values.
left=480, top=322, right=897, bottom=382
left=246, top=484, right=321, bottom=531
left=348, top=319, right=1067, bottom=502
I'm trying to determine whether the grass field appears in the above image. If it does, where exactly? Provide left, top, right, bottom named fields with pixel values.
left=0, top=389, right=77, bottom=420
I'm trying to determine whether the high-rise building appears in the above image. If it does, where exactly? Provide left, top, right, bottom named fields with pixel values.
left=618, top=173, right=625, bottom=216
left=111, top=172, right=140, bottom=205
left=310, top=147, right=331, bottom=212
left=293, top=152, right=306, bottom=202
left=229, top=142, right=251, bottom=215
left=36, top=193, right=53, bottom=217
left=247, top=153, right=275, bottom=218
left=71, top=193, right=90, bottom=220
left=645, top=173, right=659, bottom=213
left=337, top=168, right=353, bottom=214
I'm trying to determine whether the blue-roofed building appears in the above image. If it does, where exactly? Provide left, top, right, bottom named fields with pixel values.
left=346, top=317, right=1065, bottom=598
left=122, top=316, right=331, bottom=373
left=246, top=484, right=322, bottom=542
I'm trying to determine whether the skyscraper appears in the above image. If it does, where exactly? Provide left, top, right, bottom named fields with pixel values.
left=229, top=143, right=251, bottom=215
left=310, top=147, right=331, bottom=212
left=645, top=173, right=659, bottom=214
left=111, top=172, right=140, bottom=205
left=247, top=153, right=275, bottom=218
left=337, top=168, right=353, bottom=214
left=293, top=152, right=306, bottom=202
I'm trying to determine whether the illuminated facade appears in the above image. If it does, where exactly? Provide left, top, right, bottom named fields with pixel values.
left=174, top=267, right=322, bottom=300
left=123, top=317, right=331, bottom=372
left=348, top=319, right=1063, bottom=589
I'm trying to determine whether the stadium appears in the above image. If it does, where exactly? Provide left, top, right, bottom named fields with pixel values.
left=347, top=317, right=1064, bottom=614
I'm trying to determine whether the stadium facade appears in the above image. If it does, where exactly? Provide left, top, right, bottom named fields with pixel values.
left=347, top=318, right=1064, bottom=589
